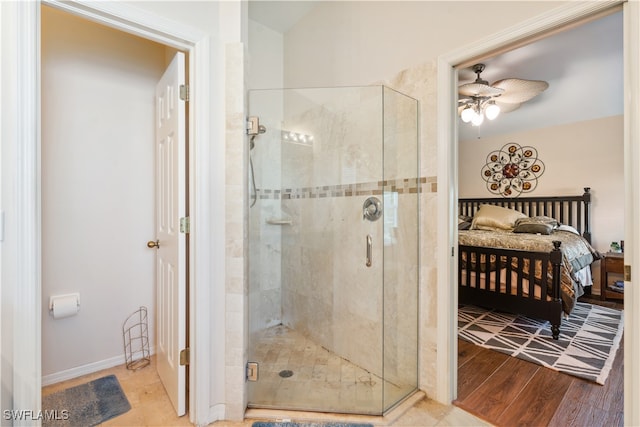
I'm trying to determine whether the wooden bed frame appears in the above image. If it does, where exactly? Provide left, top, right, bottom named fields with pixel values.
left=458, top=188, right=592, bottom=340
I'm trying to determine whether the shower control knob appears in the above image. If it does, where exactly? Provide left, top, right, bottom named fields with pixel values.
left=362, top=197, right=382, bottom=221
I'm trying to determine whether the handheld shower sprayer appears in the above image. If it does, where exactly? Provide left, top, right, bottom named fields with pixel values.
left=249, top=125, right=267, bottom=150
left=246, top=117, right=267, bottom=207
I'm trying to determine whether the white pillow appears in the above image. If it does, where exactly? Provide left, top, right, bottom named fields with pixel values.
left=471, top=204, right=527, bottom=231
left=557, top=224, right=579, bottom=235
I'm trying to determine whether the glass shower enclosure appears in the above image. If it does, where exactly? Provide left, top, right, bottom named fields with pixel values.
left=248, top=86, right=419, bottom=415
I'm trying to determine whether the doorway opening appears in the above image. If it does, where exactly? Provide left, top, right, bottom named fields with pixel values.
left=449, top=5, right=626, bottom=425
left=40, top=3, right=189, bottom=418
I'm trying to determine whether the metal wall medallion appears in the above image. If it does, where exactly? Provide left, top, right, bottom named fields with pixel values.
left=481, top=143, right=545, bottom=198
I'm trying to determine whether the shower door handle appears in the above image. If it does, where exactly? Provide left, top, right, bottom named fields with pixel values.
left=366, top=234, right=372, bottom=267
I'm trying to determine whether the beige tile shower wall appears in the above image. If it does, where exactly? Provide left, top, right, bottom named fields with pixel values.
left=281, top=195, right=384, bottom=377
left=248, top=90, right=285, bottom=335
left=384, top=61, right=440, bottom=395
left=279, top=87, right=385, bottom=376
left=277, top=181, right=423, bottom=382
left=281, top=87, right=384, bottom=189
left=248, top=198, right=282, bottom=334
left=278, top=86, right=420, bottom=383
left=224, top=42, right=248, bottom=420
left=383, top=86, right=420, bottom=181
left=382, top=88, right=420, bottom=389
left=383, top=191, right=420, bottom=389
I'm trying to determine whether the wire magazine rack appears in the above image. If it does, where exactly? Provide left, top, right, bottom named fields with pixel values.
left=123, top=306, right=151, bottom=370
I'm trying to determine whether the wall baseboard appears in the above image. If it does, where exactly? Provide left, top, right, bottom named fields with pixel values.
left=42, top=347, right=156, bottom=386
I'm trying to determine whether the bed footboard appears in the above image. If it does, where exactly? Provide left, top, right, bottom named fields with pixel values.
left=458, top=241, right=563, bottom=340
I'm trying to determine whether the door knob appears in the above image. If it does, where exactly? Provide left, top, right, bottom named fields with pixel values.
left=147, top=240, right=160, bottom=249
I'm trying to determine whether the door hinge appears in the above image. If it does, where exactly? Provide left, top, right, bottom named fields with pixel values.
left=180, top=84, right=189, bottom=102
left=180, top=217, right=190, bottom=234
left=624, top=264, right=631, bottom=282
left=246, top=362, right=258, bottom=381
left=180, top=348, right=190, bottom=366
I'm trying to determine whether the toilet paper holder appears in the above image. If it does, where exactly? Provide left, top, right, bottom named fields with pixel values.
left=49, top=293, right=80, bottom=319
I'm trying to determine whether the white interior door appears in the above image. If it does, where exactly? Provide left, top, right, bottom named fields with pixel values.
left=153, top=51, right=187, bottom=416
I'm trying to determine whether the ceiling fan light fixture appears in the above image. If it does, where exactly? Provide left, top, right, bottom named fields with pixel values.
left=457, top=63, right=548, bottom=127
left=485, top=102, right=501, bottom=120
left=461, top=106, right=475, bottom=123
left=471, top=111, right=484, bottom=126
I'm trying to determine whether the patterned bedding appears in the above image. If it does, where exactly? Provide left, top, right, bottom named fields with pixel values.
left=459, top=228, right=600, bottom=314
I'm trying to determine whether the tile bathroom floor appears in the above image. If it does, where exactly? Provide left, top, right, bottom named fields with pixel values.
left=41, top=356, right=193, bottom=427
left=42, top=352, right=489, bottom=427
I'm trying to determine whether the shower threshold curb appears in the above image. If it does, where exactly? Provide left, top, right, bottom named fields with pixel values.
left=245, top=390, right=425, bottom=426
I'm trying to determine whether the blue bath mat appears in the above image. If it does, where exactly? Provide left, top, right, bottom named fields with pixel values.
left=252, top=423, right=374, bottom=427
left=42, top=374, right=131, bottom=426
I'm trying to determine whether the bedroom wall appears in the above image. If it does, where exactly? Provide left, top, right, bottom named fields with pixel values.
left=41, top=6, right=167, bottom=379
left=459, top=115, right=625, bottom=293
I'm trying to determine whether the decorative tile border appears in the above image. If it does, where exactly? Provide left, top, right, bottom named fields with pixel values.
left=257, top=177, right=436, bottom=200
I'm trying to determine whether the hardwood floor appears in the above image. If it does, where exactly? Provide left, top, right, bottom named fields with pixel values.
left=454, top=297, right=624, bottom=427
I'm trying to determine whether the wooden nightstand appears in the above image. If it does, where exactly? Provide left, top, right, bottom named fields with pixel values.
left=600, top=252, right=624, bottom=301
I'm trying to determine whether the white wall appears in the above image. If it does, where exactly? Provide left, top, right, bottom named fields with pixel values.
left=459, top=115, right=624, bottom=292
left=41, top=6, right=167, bottom=379
left=283, top=1, right=567, bottom=88
left=248, top=20, right=283, bottom=89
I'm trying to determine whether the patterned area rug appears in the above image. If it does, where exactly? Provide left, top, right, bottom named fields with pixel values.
left=42, top=375, right=131, bottom=426
left=458, top=302, right=624, bottom=385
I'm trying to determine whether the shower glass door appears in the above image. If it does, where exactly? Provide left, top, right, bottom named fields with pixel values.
left=248, top=86, right=418, bottom=415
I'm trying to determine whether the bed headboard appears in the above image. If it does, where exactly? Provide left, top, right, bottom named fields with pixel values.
left=458, top=187, right=592, bottom=243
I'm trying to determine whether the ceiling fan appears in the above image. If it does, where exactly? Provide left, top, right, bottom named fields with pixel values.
left=458, top=63, right=549, bottom=126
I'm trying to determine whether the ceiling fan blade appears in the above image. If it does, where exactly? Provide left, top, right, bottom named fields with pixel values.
left=492, top=78, right=549, bottom=103
left=496, top=101, right=521, bottom=113
left=458, top=82, right=504, bottom=97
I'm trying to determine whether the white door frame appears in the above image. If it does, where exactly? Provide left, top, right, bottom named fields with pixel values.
left=6, top=1, right=213, bottom=425
left=436, top=1, right=640, bottom=425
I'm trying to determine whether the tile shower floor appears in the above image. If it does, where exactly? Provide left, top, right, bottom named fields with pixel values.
left=248, top=325, right=414, bottom=414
